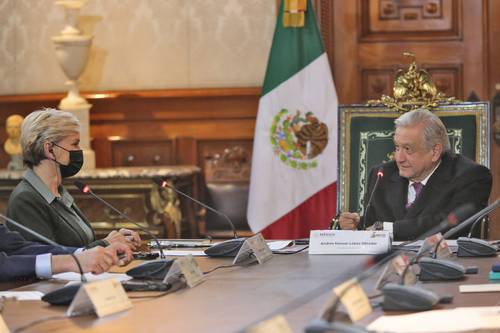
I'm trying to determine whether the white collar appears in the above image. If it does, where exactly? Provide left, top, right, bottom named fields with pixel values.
left=409, top=159, right=441, bottom=186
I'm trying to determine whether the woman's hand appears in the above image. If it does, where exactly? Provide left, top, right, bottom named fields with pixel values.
left=118, top=228, right=142, bottom=248
left=105, top=228, right=141, bottom=250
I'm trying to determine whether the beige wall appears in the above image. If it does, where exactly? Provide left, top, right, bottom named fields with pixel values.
left=0, top=0, right=276, bottom=95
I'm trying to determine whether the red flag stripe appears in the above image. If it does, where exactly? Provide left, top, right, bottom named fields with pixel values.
left=261, top=182, right=337, bottom=239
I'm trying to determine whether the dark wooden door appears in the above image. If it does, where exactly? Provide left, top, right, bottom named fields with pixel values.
left=314, top=0, right=500, bottom=238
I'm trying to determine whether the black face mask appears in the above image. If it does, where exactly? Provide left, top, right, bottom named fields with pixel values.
left=51, top=142, right=84, bottom=178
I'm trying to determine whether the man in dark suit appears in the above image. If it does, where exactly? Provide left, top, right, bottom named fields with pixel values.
left=0, top=223, right=132, bottom=282
left=339, top=108, right=492, bottom=241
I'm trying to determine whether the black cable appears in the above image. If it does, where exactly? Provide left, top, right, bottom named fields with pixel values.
left=69, top=253, right=87, bottom=283
left=203, top=264, right=239, bottom=275
left=272, top=245, right=309, bottom=255
left=128, top=291, right=172, bottom=300
left=13, top=315, right=67, bottom=333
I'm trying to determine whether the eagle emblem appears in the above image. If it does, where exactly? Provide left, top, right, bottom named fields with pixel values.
left=270, top=108, right=328, bottom=169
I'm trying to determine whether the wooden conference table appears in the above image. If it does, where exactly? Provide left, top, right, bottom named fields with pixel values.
left=2, top=250, right=499, bottom=332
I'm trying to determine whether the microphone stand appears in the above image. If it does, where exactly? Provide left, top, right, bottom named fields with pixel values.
left=361, top=168, right=383, bottom=230
left=304, top=203, right=476, bottom=333
left=1, top=213, right=88, bottom=306
left=434, top=199, right=499, bottom=253
left=153, top=177, right=245, bottom=257
left=0, top=213, right=86, bottom=283
left=152, top=176, right=239, bottom=239
left=74, top=181, right=165, bottom=259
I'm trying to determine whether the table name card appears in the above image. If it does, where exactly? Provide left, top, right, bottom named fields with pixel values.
left=333, top=278, right=372, bottom=322
left=233, top=234, right=273, bottom=265
left=375, top=254, right=417, bottom=289
left=0, top=315, right=9, bottom=333
left=309, top=230, right=391, bottom=255
left=66, top=279, right=132, bottom=318
left=164, top=255, right=205, bottom=288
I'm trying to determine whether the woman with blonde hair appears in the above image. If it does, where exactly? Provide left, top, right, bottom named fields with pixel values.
left=6, top=108, right=141, bottom=249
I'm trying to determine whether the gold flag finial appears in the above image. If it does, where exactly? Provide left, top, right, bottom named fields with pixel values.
left=368, top=52, right=460, bottom=112
left=283, top=0, right=307, bottom=28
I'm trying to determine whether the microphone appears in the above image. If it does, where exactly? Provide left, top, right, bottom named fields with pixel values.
left=362, top=167, right=384, bottom=230
left=306, top=204, right=477, bottom=333
left=443, top=198, right=499, bottom=239
left=152, top=177, right=246, bottom=257
left=429, top=200, right=499, bottom=258
left=398, top=204, right=475, bottom=282
left=454, top=199, right=500, bottom=257
left=0, top=213, right=86, bottom=305
left=73, top=181, right=165, bottom=260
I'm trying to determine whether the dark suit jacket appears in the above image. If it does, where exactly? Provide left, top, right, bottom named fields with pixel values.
left=362, top=152, right=492, bottom=241
left=0, top=224, right=75, bottom=281
left=6, top=179, right=106, bottom=248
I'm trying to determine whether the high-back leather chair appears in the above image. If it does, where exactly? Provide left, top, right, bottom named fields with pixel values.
left=338, top=54, right=490, bottom=237
left=203, top=146, right=253, bottom=238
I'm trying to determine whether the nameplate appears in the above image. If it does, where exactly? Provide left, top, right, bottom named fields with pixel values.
left=66, top=279, right=132, bottom=318
left=246, top=314, right=292, bottom=333
left=0, top=315, right=9, bottom=333
left=333, top=278, right=372, bottom=322
left=233, top=234, right=273, bottom=265
left=375, top=254, right=417, bottom=289
left=164, top=255, right=204, bottom=288
left=417, top=233, right=452, bottom=258
left=309, top=230, right=391, bottom=255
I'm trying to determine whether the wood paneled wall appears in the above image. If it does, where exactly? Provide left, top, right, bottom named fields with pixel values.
left=316, top=0, right=500, bottom=238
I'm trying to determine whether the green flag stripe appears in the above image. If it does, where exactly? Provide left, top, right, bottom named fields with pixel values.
left=261, top=0, right=325, bottom=96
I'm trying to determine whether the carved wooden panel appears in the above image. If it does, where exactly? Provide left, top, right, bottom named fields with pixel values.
left=361, top=69, right=394, bottom=102
left=360, top=0, right=461, bottom=41
left=110, top=140, right=175, bottom=167
left=425, top=65, right=463, bottom=99
left=360, top=64, right=461, bottom=102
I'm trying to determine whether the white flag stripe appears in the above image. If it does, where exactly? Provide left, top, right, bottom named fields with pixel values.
left=248, top=54, right=338, bottom=232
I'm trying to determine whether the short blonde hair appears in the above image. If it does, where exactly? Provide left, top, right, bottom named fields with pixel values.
left=21, top=108, right=80, bottom=167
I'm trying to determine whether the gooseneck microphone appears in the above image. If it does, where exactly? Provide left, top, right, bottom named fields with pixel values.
left=307, top=203, right=480, bottom=333
left=73, top=181, right=165, bottom=259
left=0, top=213, right=86, bottom=305
left=397, top=203, right=476, bottom=283
left=451, top=199, right=499, bottom=257
left=152, top=176, right=238, bottom=239
left=153, top=177, right=245, bottom=257
left=362, top=167, right=384, bottom=230
left=430, top=199, right=499, bottom=258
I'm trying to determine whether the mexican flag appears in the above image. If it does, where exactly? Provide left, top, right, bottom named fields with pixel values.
left=247, top=0, right=338, bottom=239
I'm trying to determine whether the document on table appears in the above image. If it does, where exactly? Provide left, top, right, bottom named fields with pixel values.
left=459, top=284, right=500, bottom=293
left=156, top=250, right=207, bottom=256
left=0, top=291, right=44, bottom=300
left=368, top=307, right=500, bottom=333
left=267, top=241, right=293, bottom=250
left=52, top=272, right=131, bottom=283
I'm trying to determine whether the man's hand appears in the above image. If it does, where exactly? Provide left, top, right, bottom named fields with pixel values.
left=339, top=212, right=360, bottom=230
left=105, top=228, right=141, bottom=250
left=51, top=242, right=133, bottom=275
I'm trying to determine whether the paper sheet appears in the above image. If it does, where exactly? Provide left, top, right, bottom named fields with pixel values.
left=459, top=284, right=500, bottom=293
left=52, top=272, right=131, bottom=283
left=368, top=306, right=500, bottom=333
left=0, top=291, right=44, bottom=300
left=153, top=250, right=207, bottom=256
left=267, top=241, right=293, bottom=250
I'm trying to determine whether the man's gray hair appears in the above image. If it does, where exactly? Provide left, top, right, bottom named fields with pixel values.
left=21, top=108, right=80, bottom=167
left=394, top=108, right=450, bottom=153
